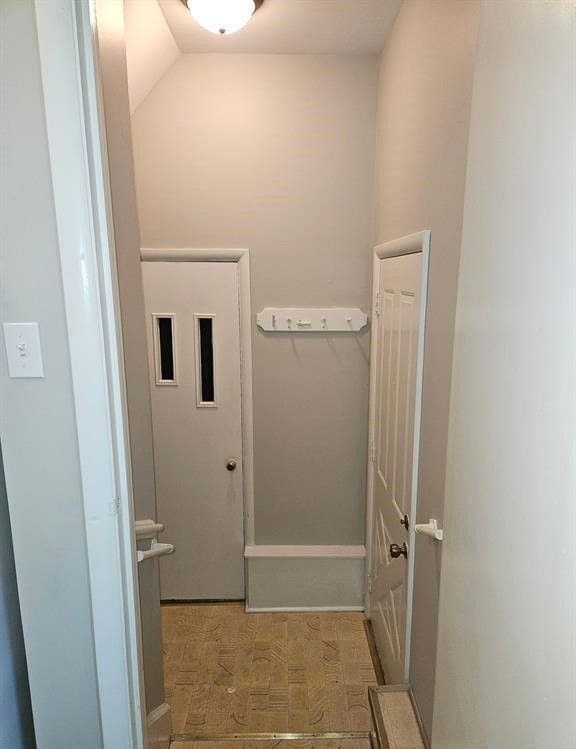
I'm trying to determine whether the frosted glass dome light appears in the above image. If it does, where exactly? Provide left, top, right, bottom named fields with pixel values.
left=187, top=0, right=257, bottom=35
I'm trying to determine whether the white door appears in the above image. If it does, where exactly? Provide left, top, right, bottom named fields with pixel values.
left=142, top=261, right=244, bottom=600
left=369, top=251, right=424, bottom=683
left=433, top=5, right=575, bottom=746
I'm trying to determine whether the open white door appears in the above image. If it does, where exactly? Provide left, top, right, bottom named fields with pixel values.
left=366, top=232, right=430, bottom=684
left=432, top=4, right=576, bottom=745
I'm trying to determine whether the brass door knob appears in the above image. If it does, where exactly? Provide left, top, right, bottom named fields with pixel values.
left=390, top=542, right=408, bottom=559
left=226, top=459, right=237, bottom=471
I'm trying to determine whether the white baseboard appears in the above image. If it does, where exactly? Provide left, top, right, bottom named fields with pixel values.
left=147, top=702, right=171, bottom=749
left=245, top=545, right=365, bottom=611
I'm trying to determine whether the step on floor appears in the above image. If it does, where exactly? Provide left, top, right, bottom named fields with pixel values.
left=368, top=687, right=425, bottom=749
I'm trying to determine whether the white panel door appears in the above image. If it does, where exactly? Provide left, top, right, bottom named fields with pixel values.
left=369, top=252, right=423, bottom=683
left=142, top=261, right=244, bottom=600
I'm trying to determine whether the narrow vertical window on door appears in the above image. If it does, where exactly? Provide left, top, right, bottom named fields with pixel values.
left=195, top=314, right=217, bottom=407
left=152, top=314, right=178, bottom=385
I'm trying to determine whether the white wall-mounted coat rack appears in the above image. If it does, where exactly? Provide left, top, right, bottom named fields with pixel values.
left=257, top=308, right=368, bottom=332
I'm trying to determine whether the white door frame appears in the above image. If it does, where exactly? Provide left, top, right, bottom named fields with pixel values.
left=35, top=1, right=147, bottom=745
left=141, top=248, right=256, bottom=556
left=365, top=230, right=431, bottom=681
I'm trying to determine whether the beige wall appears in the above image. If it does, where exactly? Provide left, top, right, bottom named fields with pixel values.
left=95, top=0, right=165, bottom=715
left=132, top=54, right=378, bottom=545
left=374, top=0, right=480, bottom=737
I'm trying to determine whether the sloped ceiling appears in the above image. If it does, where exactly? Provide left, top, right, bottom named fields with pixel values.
left=158, top=0, right=402, bottom=54
left=125, top=0, right=180, bottom=114
left=124, top=0, right=402, bottom=114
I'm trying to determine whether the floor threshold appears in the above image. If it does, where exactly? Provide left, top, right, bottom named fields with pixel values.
left=171, top=732, right=373, bottom=742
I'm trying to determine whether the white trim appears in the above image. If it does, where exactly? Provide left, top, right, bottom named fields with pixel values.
left=141, top=247, right=256, bottom=546
left=151, top=313, right=178, bottom=386
left=141, top=248, right=247, bottom=263
left=238, top=252, right=255, bottom=545
left=374, top=231, right=429, bottom=259
left=245, top=545, right=366, bottom=559
left=365, top=230, right=431, bottom=683
left=246, top=606, right=365, bottom=613
left=35, top=1, right=146, bottom=746
left=147, top=702, right=171, bottom=749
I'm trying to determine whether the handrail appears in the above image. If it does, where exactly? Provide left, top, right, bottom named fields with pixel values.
left=135, top=519, right=164, bottom=539
left=134, top=519, right=174, bottom=562
left=137, top=541, right=174, bottom=564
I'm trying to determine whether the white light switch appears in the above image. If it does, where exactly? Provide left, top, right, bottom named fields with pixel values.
left=3, top=323, right=45, bottom=378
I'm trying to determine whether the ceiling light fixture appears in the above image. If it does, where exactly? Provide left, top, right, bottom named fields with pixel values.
left=186, top=0, right=263, bottom=36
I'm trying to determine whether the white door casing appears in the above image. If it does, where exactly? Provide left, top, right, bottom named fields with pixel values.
left=142, top=253, right=251, bottom=600
left=366, top=232, right=430, bottom=683
left=35, top=1, right=147, bottom=745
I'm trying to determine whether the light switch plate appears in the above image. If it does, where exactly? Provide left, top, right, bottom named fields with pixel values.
left=3, top=322, right=45, bottom=378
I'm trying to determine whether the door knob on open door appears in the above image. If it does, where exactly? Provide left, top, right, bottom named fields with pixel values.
left=390, top=542, right=408, bottom=559
left=226, top=459, right=238, bottom=471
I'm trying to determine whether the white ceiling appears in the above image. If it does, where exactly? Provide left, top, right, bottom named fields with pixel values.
left=157, top=0, right=401, bottom=54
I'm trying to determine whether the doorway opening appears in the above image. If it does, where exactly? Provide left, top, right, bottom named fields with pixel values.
left=126, top=15, right=433, bottom=747
left=28, top=1, right=458, bottom=746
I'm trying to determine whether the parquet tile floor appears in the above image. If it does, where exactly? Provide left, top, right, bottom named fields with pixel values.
left=162, top=603, right=379, bottom=737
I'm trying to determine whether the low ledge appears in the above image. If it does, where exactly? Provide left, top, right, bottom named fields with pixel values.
left=244, top=544, right=366, bottom=559
left=246, top=552, right=365, bottom=609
